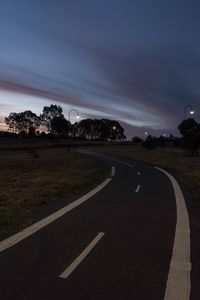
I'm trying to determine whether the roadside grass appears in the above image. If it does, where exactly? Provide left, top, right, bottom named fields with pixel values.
left=92, top=145, right=200, bottom=201
left=0, top=148, right=110, bottom=234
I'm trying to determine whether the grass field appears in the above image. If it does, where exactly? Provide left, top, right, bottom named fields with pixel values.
left=92, top=144, right=200, bottom=202
left=0, top=148, right=109, bottom=234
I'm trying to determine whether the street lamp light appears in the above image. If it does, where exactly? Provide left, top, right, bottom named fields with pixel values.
left=68, top=109, right=80, bottom=122
left=143, top=131, right=148, bottom=141
left=67, top=109, right=80, bottom=150
left=184, top=105, right=194, bottom=119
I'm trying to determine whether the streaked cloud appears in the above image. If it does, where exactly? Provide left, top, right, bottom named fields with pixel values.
left=0, top=0, right=200, bottom=137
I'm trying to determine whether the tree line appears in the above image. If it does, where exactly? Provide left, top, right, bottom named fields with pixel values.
left=5, top=104, right=126, bottom=141
left=136, top=118, right=200, bottom=154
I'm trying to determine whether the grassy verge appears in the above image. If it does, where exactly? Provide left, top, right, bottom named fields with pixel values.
left=0, top=148, right=109, bottom=234
left=92, top=145, right=200, bottom=201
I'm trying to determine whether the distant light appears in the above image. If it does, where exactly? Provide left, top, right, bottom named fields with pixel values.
left=144, top=132, right=148, bottom=135
left=190, top=110, right=194, bottom=115
left=76, top=115, right=80, bottom=119
left=113, top=126, right=116, bottom=130
left=163, top=133, right=166, bottom=137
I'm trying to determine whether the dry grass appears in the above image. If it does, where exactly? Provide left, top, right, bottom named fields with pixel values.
left=0, top=148, right=109, bottom=233
left=92, top=145, right=200, bottom=201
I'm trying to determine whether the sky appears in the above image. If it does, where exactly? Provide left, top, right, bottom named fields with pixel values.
left=0, top=0, right=200, bottom=138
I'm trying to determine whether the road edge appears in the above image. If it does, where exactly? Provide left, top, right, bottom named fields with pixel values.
left=155, top=166, right=191, bottom=300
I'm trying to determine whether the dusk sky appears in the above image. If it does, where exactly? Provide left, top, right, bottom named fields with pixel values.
left=0, top=0, right=200, bottom=138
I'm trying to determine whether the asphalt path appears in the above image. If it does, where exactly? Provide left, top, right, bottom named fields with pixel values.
left=0, top=150, right=198, bottom=300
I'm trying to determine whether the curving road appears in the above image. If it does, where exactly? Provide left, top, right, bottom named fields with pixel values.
left=0, top=150, right=199, bottom=300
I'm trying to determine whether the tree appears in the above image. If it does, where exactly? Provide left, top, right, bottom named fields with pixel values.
left=51, top=116, right=69, bottom=136
left=22, top=110, right=41, bottom=135
left=5, top=110, right=40, bottom=134
left=5, top=112, right=19, bottom=133
left=178, top=118, right=200, bottom=155
left=75, top=119, right=94, bottom=139
left=107, top=120, right=124, bottom=140
left=178, top=118, right=199, bottom=136
left=74, top=118, right=125, bottom=141
left=41, top=104, right=64, bottom=132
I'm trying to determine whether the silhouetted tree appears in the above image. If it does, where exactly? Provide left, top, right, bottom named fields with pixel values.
left=51, top=116, right=69, bottom=136
left=178, top=118, right=200, bottom=155
left=41, top=104, right=64, bottom=132
left=74, top=118, right=125, bottom=141
left=5, top=112, right=19, bottom=133
left=178, top=118, right=199, bottom=136
left=5, top=110, right=40, bottom=134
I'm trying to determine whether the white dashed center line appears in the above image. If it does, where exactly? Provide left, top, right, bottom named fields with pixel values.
left=59, top=232, right=105, bottom=279
left=135, top=185, right=141, bottom=193
left=111, top=166, right=116, bottom=177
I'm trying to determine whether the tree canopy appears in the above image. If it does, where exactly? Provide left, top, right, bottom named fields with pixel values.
left=51, top=116, right=69, bottom=135
left=74, top=118, right=125, bottom=140
left=178, top=118, right=199, bottom=136
left=5, top=110, right=40, bottom=134
left=178, top=118, right=200, bottom=155
left=41, top=104, right=64, bottom=132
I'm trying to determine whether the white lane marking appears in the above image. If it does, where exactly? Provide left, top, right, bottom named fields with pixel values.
left=111, top=166, right=116, bottom=177
left=0, top=179, right=111, bottom=253
left=155, top=167, right=191, bottom=300
left=135, top=185, right=140, bottom=193
left=137, top=171, right=141, bottom=176
left=112, top=159, right=133, bottom=168
left=59, top=232, right=105, bottom=279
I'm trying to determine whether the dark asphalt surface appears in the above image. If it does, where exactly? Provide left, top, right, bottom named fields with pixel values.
left=0, top=150, right=198, bottom=300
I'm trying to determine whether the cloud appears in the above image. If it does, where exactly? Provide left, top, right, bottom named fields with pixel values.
left=1, top=44, right=199, bottom=137
left=82, top=45, right=200, bottom=124
left=1, top=0, right=200, bottom=137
